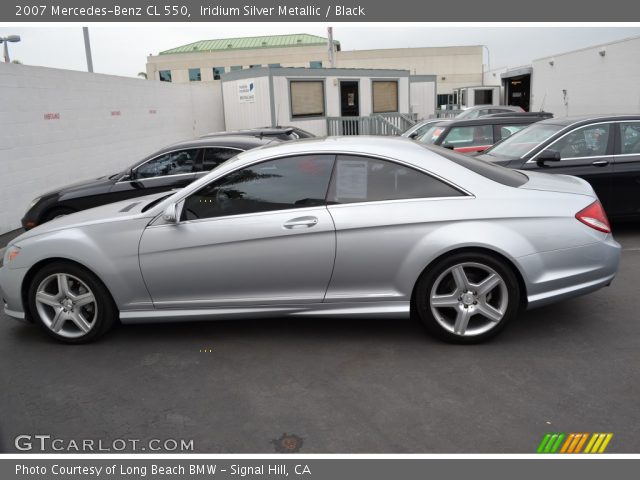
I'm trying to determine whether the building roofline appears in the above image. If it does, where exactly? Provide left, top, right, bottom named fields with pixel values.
left=533, top=34, right=640, bottom=62
left=158, top=33, right=340, bottom=56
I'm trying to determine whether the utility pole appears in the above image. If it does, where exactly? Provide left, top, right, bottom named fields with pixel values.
left=83, top=27, right=94, bottom=73
left=327, top=27, right=336, bottom=68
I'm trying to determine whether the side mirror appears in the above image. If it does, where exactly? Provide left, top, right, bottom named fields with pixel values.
left=536, top=149, right=561, bottom=166
left=162, top=203, right=179, bottom=223
left=408, top=132, right=419, bottom=139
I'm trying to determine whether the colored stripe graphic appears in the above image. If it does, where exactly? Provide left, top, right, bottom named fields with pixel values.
left=538, top=433, right=613, bottom=453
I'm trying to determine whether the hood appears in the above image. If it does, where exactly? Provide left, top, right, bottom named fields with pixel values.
left=518, top=170, right=596, bottom=197
left=39, top=175, right=117, bottom=200
left=12, top=191, right=171, bottom=244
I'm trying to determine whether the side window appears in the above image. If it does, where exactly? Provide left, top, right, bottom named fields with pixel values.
left=327, top=155, right=463, bottom=204
left=499, top=125, right=527, bottom=140
left=182, top=155, right=335, bottom=221
left=620, top=122, right=640, bottom=155
left=442, top=125, right=493, bottom=148
left=134, top=149, right=199, bottom=179
left=551, top=124, right=611, bottom=159
left=202, top=148, right=240, bottom=171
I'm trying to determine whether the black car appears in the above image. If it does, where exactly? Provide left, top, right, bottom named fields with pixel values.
left=201, top=126, right=315, bottom=141
left=22, top=135, right=278, bottom=230
left=476, top=115, right=640, bottom=219
left=415, top=114, right=549, bottom=154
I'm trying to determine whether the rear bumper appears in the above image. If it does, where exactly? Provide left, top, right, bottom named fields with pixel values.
left=519, top=237, right=621, bottom=309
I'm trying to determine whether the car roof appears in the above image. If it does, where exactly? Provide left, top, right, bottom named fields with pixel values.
left=462, top=105, right=521, bottom=112
left=433, top=116, right=542, bottom=127
left=202, top=126, right=299, bottom=137
left=537, top=114, right=640, bottom=127
left=157, top=135, right=279, bottom=153
left=233, top=135, right=446, bottom=163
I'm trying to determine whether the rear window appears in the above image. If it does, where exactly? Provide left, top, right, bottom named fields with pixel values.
left=419, top=144, right=529, bottom=188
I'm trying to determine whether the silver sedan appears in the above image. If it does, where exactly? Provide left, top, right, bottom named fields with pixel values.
left=0, top=137, right=620, bottom=343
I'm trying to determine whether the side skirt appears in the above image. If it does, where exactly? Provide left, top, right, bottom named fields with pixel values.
left=119, top=302, right=411, bottom=324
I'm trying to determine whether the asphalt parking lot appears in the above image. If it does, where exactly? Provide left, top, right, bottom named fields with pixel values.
left=0, top=224, right=639, bottom=454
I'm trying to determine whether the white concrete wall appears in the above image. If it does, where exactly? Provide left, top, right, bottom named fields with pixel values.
left=410, top=81, right=436, bottom=120
left=531, top=36, right=640, bottom=116
left=0, top=63, right=225, bottom=233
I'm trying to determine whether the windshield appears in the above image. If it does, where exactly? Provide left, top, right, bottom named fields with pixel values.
left=483, top=123, right=564, bottom=159
left=416, top=125, right=447, bottom=144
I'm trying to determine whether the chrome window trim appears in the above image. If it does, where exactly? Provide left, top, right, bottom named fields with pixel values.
left=117, top=146, right=243, bottom=184
left=526, top=121, right=613, bottom=163
left=148, top=152, right=474, bottom=227
left=613, top=153, right=640, bottom=158
left=201, top=146, right=245, bottom=170
left=147, top=196, right=476, bottom=230
left=162, top=149, right=475, bottom=209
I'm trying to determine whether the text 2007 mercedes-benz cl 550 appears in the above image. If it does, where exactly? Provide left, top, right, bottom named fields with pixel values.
left=0, top=137, right=620, bottom=343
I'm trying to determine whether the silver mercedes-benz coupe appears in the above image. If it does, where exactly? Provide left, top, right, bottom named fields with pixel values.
left=0, top=137, right=620, bottom=343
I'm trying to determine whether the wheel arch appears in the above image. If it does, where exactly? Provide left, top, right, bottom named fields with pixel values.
left=410, top=246, right=529, bottom=312
left=21, top=257, right=116, bottom=323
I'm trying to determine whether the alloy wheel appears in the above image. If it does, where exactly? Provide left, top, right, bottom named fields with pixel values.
left=429, top=262, right=508, bottom=337
left=34, top=273, right=98, bottom=339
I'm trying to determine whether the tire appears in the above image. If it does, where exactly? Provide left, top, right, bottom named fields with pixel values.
left=414, top=252, right=521, bottom=344
left=27, top=261, right=117, bottom=344
left=43, top=207, right=76, bottom=223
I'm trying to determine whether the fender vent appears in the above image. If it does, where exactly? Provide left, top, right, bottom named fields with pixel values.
left=119, top=202, right=141, bottom=212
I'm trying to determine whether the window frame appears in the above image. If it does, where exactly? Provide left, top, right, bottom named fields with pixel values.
left=289, top=79, right=326, bottom=119
left=178, top=154, right=337, bottom=224
left=325, top=153, right=469, bottom=208
left=158, top=70, right=172, bottom=82
left=616, top=120, right=640, bottom=156
left=371, top=79, right=400, bottom=114
left=528, top=121, right=614, bottom=163
left=122, top=148, right=202, bottom=183
left=212, top=66, right=225, bottom=80
left=439, top=124, right=495, bottom=149
left=200, top=146, right=244, bottom=172
left=188, top=68, right=201, bottom=82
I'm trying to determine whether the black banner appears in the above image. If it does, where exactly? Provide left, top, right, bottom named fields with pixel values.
left=3, top=0, right=640, bottom=22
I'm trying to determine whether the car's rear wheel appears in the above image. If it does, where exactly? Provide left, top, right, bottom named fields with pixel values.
left=28, top=262, right=117, bottom=343
left=415, top=252, right=520, bottom=343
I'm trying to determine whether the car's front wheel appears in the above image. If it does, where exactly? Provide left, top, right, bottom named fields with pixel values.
left=415, top=252, right=521, bottom=343
left=28, top=262, right=117, bottom=343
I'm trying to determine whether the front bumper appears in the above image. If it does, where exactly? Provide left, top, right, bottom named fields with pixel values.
left=519, top=236, right=621, bottom=309
left=0, top=265, right=29, bottom=321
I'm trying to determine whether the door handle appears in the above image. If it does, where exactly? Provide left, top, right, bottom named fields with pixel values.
left=591, top=160, right=610, bottom=167
left=283, top=216, right=318, bottom=229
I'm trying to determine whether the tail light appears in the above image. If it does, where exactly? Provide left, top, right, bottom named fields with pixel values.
left=575, top=200, right=611, bottom=233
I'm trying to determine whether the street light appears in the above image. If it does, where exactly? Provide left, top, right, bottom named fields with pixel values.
left=0, top=35, right=21, bottom=63
left=481, top=45, right=491, bottom=86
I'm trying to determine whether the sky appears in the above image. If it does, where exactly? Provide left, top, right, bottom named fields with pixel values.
left=1, top=25, right=639, bottom=77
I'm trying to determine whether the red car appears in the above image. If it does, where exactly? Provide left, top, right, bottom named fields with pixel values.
left=415, top=114, right=549, bottom=154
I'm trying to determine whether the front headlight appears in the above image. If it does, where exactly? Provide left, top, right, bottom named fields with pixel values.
left=0, top=246, right=20, bottom=268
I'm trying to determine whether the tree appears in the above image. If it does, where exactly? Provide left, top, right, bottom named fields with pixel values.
left=137, top=72, right=148, bottom=79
